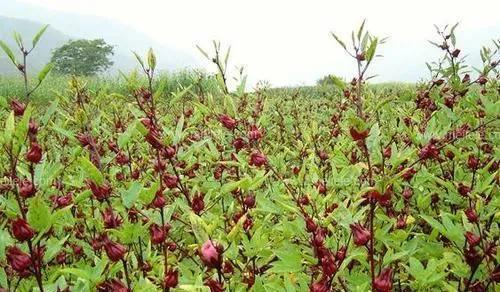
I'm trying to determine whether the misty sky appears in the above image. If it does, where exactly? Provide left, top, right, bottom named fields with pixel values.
left=7, top=0, right=500, bottom=87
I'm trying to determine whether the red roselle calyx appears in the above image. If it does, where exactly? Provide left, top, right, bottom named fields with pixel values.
left=465, top=231, right=481, bottom=247
left=150, top=223, right=168, bottom=245
left=10, top=99, right=26, bottom=116
left=6, top=246, right=31, bottom=273
left=349, top=127, right=369, bottom=141
left=373, top=267, right=393, bottom=292
left=87, top=180, right=112, bottom=201
left=200, top=240, right=223, bottom=269
left=218, top=114, right=237, bottom=130
left=11, top=218, right=35, bottom=242
left=18, top=179, right=36, bottom=198
left=249, top=151, right=267, bottom=167
left=350, top=223, right=371, bottom=246
left=103, top=239, right=127, bottom=262
left=164, top=269, right=179, bottom=288
left=465, top=207, right=479, bottom=223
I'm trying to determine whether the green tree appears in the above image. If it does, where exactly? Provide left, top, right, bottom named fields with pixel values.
left=51, top=39, right=114, bottom=76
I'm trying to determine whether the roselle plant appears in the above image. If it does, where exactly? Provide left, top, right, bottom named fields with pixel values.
left=0, top=21, right=498, bottom=292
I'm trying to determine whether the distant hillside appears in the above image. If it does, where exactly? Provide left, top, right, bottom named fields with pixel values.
left=0, top=16, right=69, bottom=75
left=0, top=14, right=198, bottom=76
left=1, top=1, right=199, bottom=75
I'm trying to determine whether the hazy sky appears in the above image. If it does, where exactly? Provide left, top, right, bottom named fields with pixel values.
left=11, top=0, right=500, bottom=87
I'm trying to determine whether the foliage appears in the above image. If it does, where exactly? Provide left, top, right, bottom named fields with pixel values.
left=0, top=22, right=498, bottom=292
left=51, top=39, right=114, bottom=76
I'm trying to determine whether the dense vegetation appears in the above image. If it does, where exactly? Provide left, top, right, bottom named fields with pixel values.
left=0, top=22, right=498, bottom=292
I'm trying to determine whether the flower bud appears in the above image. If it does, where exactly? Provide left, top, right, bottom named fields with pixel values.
left=467, top=155, right=479, bottom=170
left=243, top=195, right=256, bottom=209
left=102, top=208, right=123, bottom=229
left=232, top=137, right=246, bottom=151
left=200, top=240, right=223, bottom=268
left=25, top=142, right=42, bottom=163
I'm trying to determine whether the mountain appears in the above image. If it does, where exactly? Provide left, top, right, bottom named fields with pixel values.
left=0, top=16, right=70, bottom=74
left=0, top=2, right=199, bottom=75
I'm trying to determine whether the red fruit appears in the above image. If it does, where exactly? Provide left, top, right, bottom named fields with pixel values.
left=247, top=125, right=263, bottom=141
left=321, top=252, right=337, bottom=277
left=305, top=217, right=317, bottom=233
left=152, top=192, right=166, bottom=209
left=309, top=280, right=329, bottom=292
left=200, top=240, right=223, bottom=268
left=292, top=166, right=300, bottom=175
left=164, top=146, right=176, bottom=159
left=249, top=151, right=267, bottom=167
left=107, top=140, right=119, bottom=153
left=6, top=246, right=31, bottom=273
left=54, top=192, right=73, bottom=208
left=75, top=133, right=93, bottom=147
left=396, top=216, right=407, bottom=229
left=402, top=187, right=413, bottom=201
left=222, top=261, right=234, bottom=274
left=164, top=269, right=179, bottom=288
left=191, top=193, right=205, bottom=215
left=97, top=279, right=129, bottom=292
left=451, top=49, right=461, bottom=57
left=373, top=267, right=393, bottom=292
left=102, top=208, right=123, bottom=229
left=243, top=195, right=256, bottom=209
left=402, top=168, right=416, bottom=181
left=464, top=246, right=481, bottom=267
left=462, top=74, right=470, bottom=83
left=145, top=130, right=163, bottom=150
left=467, top=155, right=479, bottom=170
left=163, top=174, right=178, bottom=189
left=11, top=218, right=35, bottom=241
left=87, top=180, right=112, bottom=202
left=465, top=207, right=479, bottom=223
left=10, top=99, right=26, bottom=116
left=115, top=151, right=129, bottom=165
left=218, top=114, right=237, bottom=130
left=350, top=223, right=371, bottom=246
left=232, top=137, right=246, bottom=151
left=419, top=142, right=440, bottom=160
left=433, top=79, right=444, bottom=86
left=204, top=279, right=224, bottom=292
left=318, top=150, right=329, bottom=161
left=104, top=240, right=127, bottom=262
left=349, top=127, right=369, bottom=141
left=150, top=223, right=167, bottom=245
left=18, top=179, right=36, bottom=198
left=465, top=231, right=481, bottom=247
left=316, top=181, right=327, bottom=194
left=477, top=75, right=487, bottom=85
left=27, top=119, right=38, bottom=135
left=457, top=183, right=471, bottom=197
left=383, top=147, right=392, bottom=159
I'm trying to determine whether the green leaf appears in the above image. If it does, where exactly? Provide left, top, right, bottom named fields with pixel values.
left=122, top=182, right=142, bottom=208
left=189, top=212, right=208, bottom=244
left=38, top=62, right=54, bottom=83
left=32, top=24, right=49, bottom=48
left=118, top=120, right=137, bottom=148
left=78, top=156, right=104, bottom=184
left=0, top=40, right=17, bottom=66
left=132, top=51, right=145, bottom=69
left=173, top=114, right=184, bottom=145
left=27, top=196, right=52, bottom=232
left=147, top=47, right=156, bottom=71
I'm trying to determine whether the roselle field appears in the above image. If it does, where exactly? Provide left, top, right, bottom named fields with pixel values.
left=0, top=21, right=499, bottom=292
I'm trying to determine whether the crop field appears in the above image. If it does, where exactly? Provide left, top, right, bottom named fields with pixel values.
left=0, top=21, right=498, bottom=292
